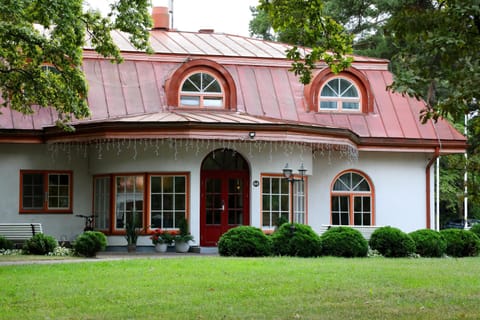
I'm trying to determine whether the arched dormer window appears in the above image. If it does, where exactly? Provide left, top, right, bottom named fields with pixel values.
left=179, top=72, right=224, bottom=108
left=165, top=59, right=237, bottom=110
left=331, top=170, right=374, bottom=226
left=320, top=77, right=360, bottom=111
left=304, top=68, right=373, bottom=113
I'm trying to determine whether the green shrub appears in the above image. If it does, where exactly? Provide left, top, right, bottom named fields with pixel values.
left=218, top=226, right=271, bottom=257
left=73, top=231, right=107, bottom=257
left=470, top=223, right=480, bottom=239
left=23, top=233, right=58, bottom=255
left=321, top=226, right=368, bottom=257
left=409, top=229, right=446, bottom=257
left=369, top=226, right=416, bottom=258
left=440, top=229, right=480, bottom=257
left=0, top=235, right=14, bottom=250
left=270, top=223, right=322, bottom=257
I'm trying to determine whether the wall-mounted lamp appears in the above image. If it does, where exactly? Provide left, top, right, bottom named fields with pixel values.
left=248, top=131, right=256, bottom=139
left=282, top=163, right=307, bottom=182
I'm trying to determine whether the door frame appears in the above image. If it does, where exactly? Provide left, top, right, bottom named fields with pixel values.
left=200, top=169, right=250, bottom=246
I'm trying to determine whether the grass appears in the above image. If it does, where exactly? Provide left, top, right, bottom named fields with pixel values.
left=1, top=256, right=480, bottom=319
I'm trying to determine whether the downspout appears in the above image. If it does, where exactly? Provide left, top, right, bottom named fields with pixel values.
left=426, top=147, right=440, bottom=229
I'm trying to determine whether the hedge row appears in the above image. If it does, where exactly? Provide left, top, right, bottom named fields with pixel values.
left=218, top=224, right=480, bottom=258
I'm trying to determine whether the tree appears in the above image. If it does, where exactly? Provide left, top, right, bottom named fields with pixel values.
left=258, top=0, right=479, bottom=123
left=258, top=0, right=354, bottom=84
left=0, top=0, right=152, bottom=129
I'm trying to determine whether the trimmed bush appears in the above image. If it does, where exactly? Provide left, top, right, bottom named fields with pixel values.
left=440, top=229, right=480, bottom=257
left=321, top=226, right=368, bottom=257
left=270, top=223, right=322, bottom=257
left=218, top=226, right=271, bottom=257
left=23, top=233, right=58, bottom=255
left=470, top=223, right=480, bottom=239
left=409, top=229, right=446, bottom=257
left=73, top=231, right=107, bottom=257
left=0, top=235, right=14, bottom=250
left=369, top=226, right=415, bottom=257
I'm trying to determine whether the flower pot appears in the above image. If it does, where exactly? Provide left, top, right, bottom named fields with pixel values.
left=155, top=243, right=168, bottom=253
left=175, top=241, right=190, bottom=253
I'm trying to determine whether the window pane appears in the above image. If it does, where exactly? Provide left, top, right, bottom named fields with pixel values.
left=203, top=97, right=223, bottom=107
left=163, top=176, right=173, bottom=193
left=342, top=102, right=359, bottom=110
left=321, top=85, right=336, bottom=97
left=151, top=177, right=161, bottom=193
left=47, top=173, right=70, bottom=209
left=182, top=73, right=201, bottom=92
left=340, top=79, right=358, bottom=97
left=320, top=101, right=337, bottom=109
left=202, top=73, right=221, bottom=92
left=22, top=173, right=44, bottom=209
left=180, top=96, right=200, bottom=106
left=175, top=177, right=186, bottom=193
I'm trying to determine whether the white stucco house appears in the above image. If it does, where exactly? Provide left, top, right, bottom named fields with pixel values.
left=0, top=7, right=466, bottom=250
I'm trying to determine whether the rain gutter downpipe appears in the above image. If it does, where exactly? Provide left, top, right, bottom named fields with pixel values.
left=426, top=147, right=440, bottom=229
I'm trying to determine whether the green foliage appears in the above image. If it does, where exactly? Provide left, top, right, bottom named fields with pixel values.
left=369, top=226, right=416, bottom=258
left=0, top=235, right=14, bottom=250
left=150, top=229, right=174, bottom=245
left=385, top=1, right=480, bottom=123
left=259, top=0, right=353, bottom=84
left=23, top=233, right=58, bottom=255
left=175, top=217, right=194, bottom=243
left=409, top=229, right=447, bottom=258
left=320, top=226, right=368, bottom=257
left=470, top=223, right=480, bottom=239
left=270, top=223, right=322, bottom=257
left=440, top=229, right=480, bottom=257
left=218, top=226, right=272, bottom=257
left=125, top=212, right=142, bottom=245
left=0, top=0, right=152, bottom=128
left=73, top=231, right=107, bottom=257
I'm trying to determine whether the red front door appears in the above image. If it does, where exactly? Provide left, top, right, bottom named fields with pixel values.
left=200, top=171, right=249, bottom=246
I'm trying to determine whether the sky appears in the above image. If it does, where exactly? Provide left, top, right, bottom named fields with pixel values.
left=86, top=0, right=260, bottom=37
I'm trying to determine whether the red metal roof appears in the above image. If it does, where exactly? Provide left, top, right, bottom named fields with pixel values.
left=0, top=29, right=466, bottom=153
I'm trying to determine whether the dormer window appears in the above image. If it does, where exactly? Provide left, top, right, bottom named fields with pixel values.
left=319, top=77, right=360, bottom=112
left=179, top=72, right=224, bottom=108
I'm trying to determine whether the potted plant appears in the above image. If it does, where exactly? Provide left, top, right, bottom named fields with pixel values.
left=125, top=212, right=142, bottom=252
left=150, top=229, right=174, bottom=253
left=175, top=217, right=194, bottom=253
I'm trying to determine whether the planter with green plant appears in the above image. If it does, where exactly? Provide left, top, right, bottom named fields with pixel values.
left=175, top=218, right=194, bottom=253
left=150, top=229, right=174, bottom=252
left=125, top=212, right=142, bottom=252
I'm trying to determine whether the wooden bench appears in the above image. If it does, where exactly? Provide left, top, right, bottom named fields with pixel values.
left=0, top=223, right=43, bottom=245
left=318, top=225, right=381, bottom=240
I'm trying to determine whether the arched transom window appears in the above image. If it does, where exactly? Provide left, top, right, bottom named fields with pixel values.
left=331, top=171, right=373, bottom=226
left=179, top=72, right=224, bottom=108
left=320, top=77, right=360, bottom=111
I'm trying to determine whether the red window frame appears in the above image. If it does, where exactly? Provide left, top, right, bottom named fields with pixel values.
left=19, top=170, right=73, bottom=214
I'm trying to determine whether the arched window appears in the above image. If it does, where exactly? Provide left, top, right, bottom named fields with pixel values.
left=320, top=77, right=361, bottom=111
left=179, top=72, right=224, bottom=108
left=165, top=59, right=237, bottom=110
left=331, top=171, right=374, bottom=226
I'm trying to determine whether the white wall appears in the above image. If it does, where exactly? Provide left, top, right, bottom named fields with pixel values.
left=0, top=144, right=91, bottom=241
left=1, top=141, right=431, bottom=244
left=308, top=151, right=430, bottom=233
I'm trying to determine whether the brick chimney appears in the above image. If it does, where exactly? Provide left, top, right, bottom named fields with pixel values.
left=152, top=6, right=169, bottom=30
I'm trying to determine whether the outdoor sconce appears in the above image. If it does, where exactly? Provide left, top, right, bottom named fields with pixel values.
left=248, top=131, right=256, bottom=139
left=282, top=163, right=307, bottom=182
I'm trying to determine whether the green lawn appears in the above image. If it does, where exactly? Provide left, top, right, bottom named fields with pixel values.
left=1, top=256, right=479, bottom=319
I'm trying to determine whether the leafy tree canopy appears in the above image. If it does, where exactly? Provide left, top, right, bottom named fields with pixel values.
left=258, top=0, right=354, bottom=84
left=0, top=0, right=152, bottom=129
left=257, top=0, right=480, bottom=124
